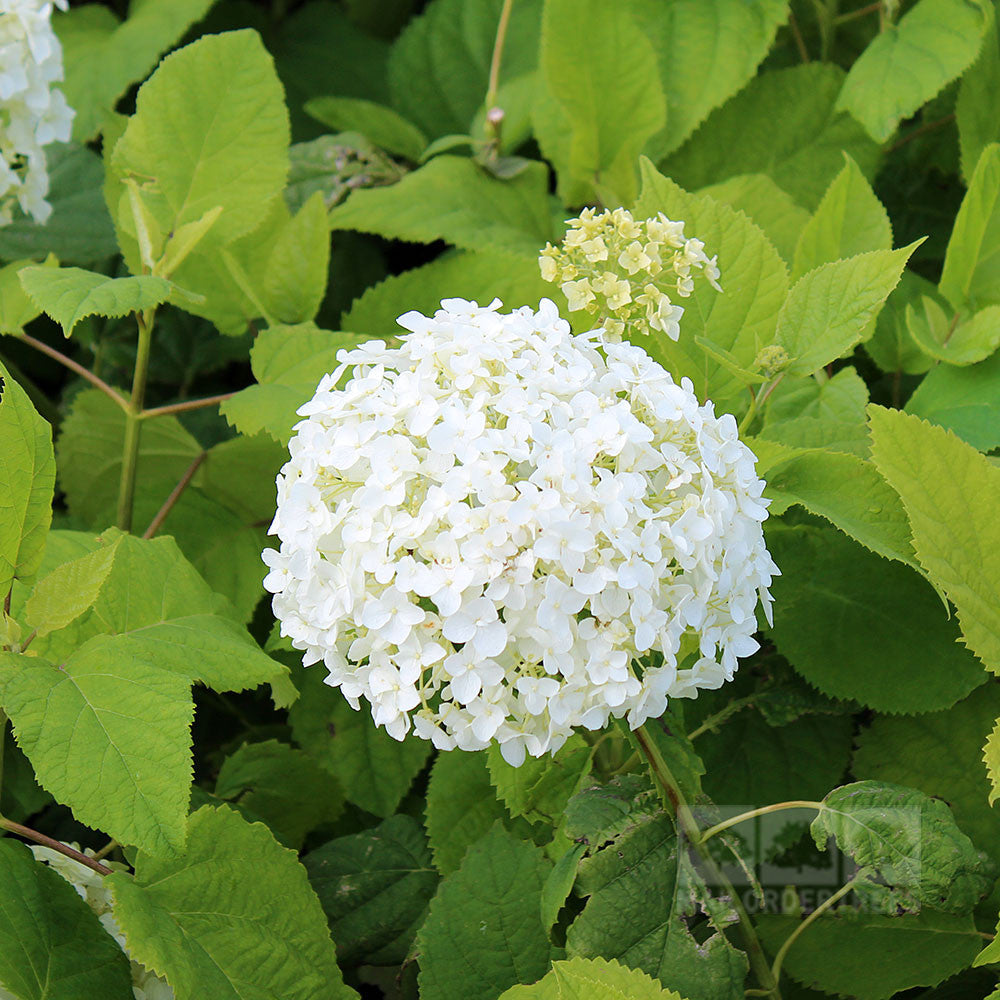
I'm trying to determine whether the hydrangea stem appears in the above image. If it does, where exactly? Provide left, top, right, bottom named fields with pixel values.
left=0, top=815, right=112, bottom=877
left=116, top=309, right=155, bottom=532
left=634, top=725, right=783, bottom=999
left=699, top=800, right=825, bottom=844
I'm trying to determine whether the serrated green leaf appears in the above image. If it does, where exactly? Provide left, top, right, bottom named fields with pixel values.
left=853, top=685, right=1000, bottom=859
left=792, top=154, right=893, bottom=280
left=908, top=297, right=1000, bottom=365
left=563, top=775, right=659, bottom=847
left=957, top=2, right=1000, bottom=180
left=836, top=0, right=990, bottom=143
left=866, top=269, right=937, bottom=375
left=566, top=814, right=748, bottom=1000
left=662, top=64, right=879, bottom=210
left=417, top=824, right=553, bottom=1000
left=811, top=780, right=990, bottom=912
left=194, top=434, right=286, bottom=525
left=540, top=842, right=587, bottom=933
left=306, top=96, right=427, bottom=160
left=768, top=525, right=985, bottom=712
left=328, top=155, right=552, bottom=255
left=539, top=0, right=665, bottom=205
left=756, top=909, right=982, bottom=1000
left=0, top=839, right=133, bottom=1000
left=632, top=160, right=789, bottom=407
left=777, top=243, right=917, bottom=376
left=985, top=717, right=1000, bottom=807
left=215, top=739, right=344, bottom=848
left=303, top=814, right=438, bottom=966
left=939, top=142, right=1000, bottom=311
left=107, top=805, right=357, bottom=1000
left=0, top=364, right=55, bottom=602
left=499, top=956, right=687, bottom=1000
left=17, top=267, right=170, bottom=337
left=869, top=405, right=1000, bottom=672
left=0, top=256, right=57, bottom=335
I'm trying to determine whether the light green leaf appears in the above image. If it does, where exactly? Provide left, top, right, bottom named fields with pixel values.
left=907, top=297, right=1000, bottom=365
left=306, top=96, right=427, bottom=160
left=539, top=0, right=665, bottom=205
left=0, top=256, right=57, bottom=335
left=566, top=813, right=748, bottom=1000
left=194, top=434, right=286, bottom=526
left=756, top=909, right=982, bottom=1000
left=957, top=2, right=1000, bottom=180
left=499, top=956, right=686, bottom=1000
left=424, top=747, right=509, bottom=875
left=869, top=405, right=1000, bottom=672
left=836, top=0, right=991, bottom=143
left=767, top=525, right=986, bottom=712
left=0, top=648, right=195, bottom=856
left=699, top=174, right=810, bottom=264
left=56, top=0, right=215, bottom=142
left=107, top=805, right=357, bottom=1000
left=0, top=839, right=133, bottom=1000
left=792, top=153, right=893, bottom=280
left=261, top=192, right=330, bottom=325
left=853, top=685, right=1000, bottom=859
left=328, top=155, right=553, bottom=255
left=0, top=364, right=55, bottom=601
left=18, top=266, right=170, bottom=337
left=811, top=780, right=991, bottom=912
left=632, top=161, right=789, bottom=407
left=777, top=243, right=917, bottom=376
left=905, top=349, right=1000, bottom=449
left=662, top=64, right=879, bottom=210
left=865, top=269, right=937, bottom=375
left=303, top=814, right=439, bottom=967
left=416, top=824, right=553, bottom=1000
left=986, top=717, right=1000, bottom=807
left=939, top=142, right=1000, bottom=311
left=215, top=739, right=344, bottom=848
left=108, top=30, right=289, bottom=255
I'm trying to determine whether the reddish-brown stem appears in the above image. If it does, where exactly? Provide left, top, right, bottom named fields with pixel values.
left=788, top=10, right=810, bottom=61
left=834, top=1, right=881, bottom=23
left=887, top=113, right=955, bottom=154
left=140, top=392, right=235, bottom=419
left=18, top=333, right=128, bottom=410
left=0, top=816, right=112, bottom=876
left=143, top=451, right=207, bottom=539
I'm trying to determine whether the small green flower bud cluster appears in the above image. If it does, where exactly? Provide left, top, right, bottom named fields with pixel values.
left=538, top=207, right=722, bottom=341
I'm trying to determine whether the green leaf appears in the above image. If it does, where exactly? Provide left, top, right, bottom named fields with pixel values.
left=539, top=0, right=665, bottom=205
left=194, top=434, right=286, bottom=525
left=107, top=805, right=357, bottom=1000
left=907, top=297, right=1000, bottom=365
left=777, top=243, right=918, bottom=376
left=566, top=814, right=748, bottom=1000
left=498, top=956, right=686, bottom=1000
left=540, top=843, right=587, bottom=933
left=0, top=839, right=133, bottom=1000
left=563, top=775, right=660, bottom=847
left=288, top=667, right=430, bottom=817
left=756, top=909, right=983, bottom=1000
left=328, top=155, right=553, bottom=255
left=662, top=64, right=879, bottom=210
left=416, top=824, right=553, bottom=1000
left=108, top=30, right=290, bottom=253
left=306, top=96, right=427, bottom=160
left=0, top=256, right=57, bottom=335
left=939, top=142, right=1000, bottom=311
left=18, top=266, right=170, bottom=337
left=56, top=0, right=215, bottom=142
left=905, top=349, right=1000, bottom=449
left=215, top=739, right=344, bottom=849
left=836, top=0, right=991, bottom=143
left=957, top=2, right=1000, bottom=180
left=868, top=405, right=1000, bottom=672
left=767, top=525, right=986, bottom=712
left=387, top=0, right=542, bottom=139
left=853, top=685, right=1000, bottom=859
left=424, top=747, right=509, bottom=874
left=792, top=153, right=893, bottom=280
left=811, top=780, right=991, bottom=912
left=632, top=161, right=789, bottom=407
left=0, top=363, right=55, bottom=601
left=986, top=717, right=1000, bottom=807
left=865, top=269, right=937, bottom=375
left=303, top=814, right=439, bottom=966
left=699, top=173, right=811, bottom=264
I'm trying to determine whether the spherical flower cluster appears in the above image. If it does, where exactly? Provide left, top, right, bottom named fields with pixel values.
left=1, top=846, right=173, bottom=1000
left=0, top=0, right=73, bottom=224
left=539, top=207, right=721, bottom=340
left=264, top=296, right=777, bottom=766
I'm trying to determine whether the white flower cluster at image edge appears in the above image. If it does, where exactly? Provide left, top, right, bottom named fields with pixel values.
left=0, top=846, right=172, bottom=1000
left=0, top=0, right=73, bottom=224
left=264, top=297, right=778, bottom=766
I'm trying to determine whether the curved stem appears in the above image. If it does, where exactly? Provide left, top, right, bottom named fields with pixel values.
left=0, top=816, right=112, bottom=877
left=140, top=392, right=234, bottom=419
left=92, top=838, right=119, bottom=862
left=634, top=725, right=782, bottom=999
left=143, top=451, right=206, bottom=539
left=485, top=0, right=515, bottom=113
left=700, top=801, right=825, bottom=844
left=17, top=332, right=128, bottom=410
left=116, top=310, right=155, bottom=532
left=771, top=878, right=858, bottom=984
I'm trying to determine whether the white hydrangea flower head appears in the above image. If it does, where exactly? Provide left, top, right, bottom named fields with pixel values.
left=264, top=294, right=777, bottom=767
left=0, top=0, right=73, bottom=225
left=8, top=846, right=174, bottom=1000
left=539, top=206, right=722, bottom=341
